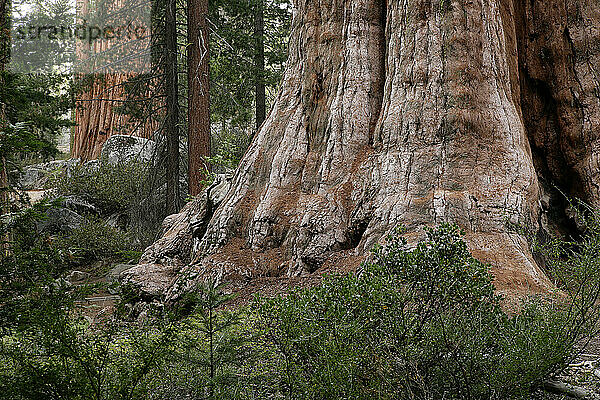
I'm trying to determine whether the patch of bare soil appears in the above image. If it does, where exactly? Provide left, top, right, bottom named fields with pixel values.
left=220, top=249, right=365, bottom=309
left=69, top=260, right=124, bottom=323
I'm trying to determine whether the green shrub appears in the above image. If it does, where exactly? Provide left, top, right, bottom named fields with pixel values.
left=55, top=216, right=139, bottom=266
left=4, top=207, right=600, bottom=400
left=51, top=159, right=165, bottom=248
left=51, top=160, right=150, bottom=216
left=148, top=281, right=252, bottom=400
left=0, top=311, right=178, bottom=400
left=0, top=201, right=176, bottom=400
left=199, top=126, right=251, bottom=187
left=254, top=224, right=591, bottom=400
left=0, top=200, right=70, bottom=330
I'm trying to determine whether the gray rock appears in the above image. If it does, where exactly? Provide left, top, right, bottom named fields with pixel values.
left=67, top=270, right=90, bottom=282
left=100, top=135, right=156, bottom=166
left=43, top=159, right=80, bottom=175
left=16, top=159, right=81, bottom=190
left=62, top=195, right=98, bottom=215
left=18, top=167, right=47, bottom=190
left=108, top=264, right=134, bottom=284
left=82, top=159, right=100, bottom=174
left=106, top=212, right=129, bottom=230
left=37, top=207, right=85, bottom=234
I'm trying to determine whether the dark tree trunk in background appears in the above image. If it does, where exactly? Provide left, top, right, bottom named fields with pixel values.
left=129, top=0, right=600, bottom=299
left=0, top=0, right=9, bottom=255
left=0, top=0, right=7, bottom=71
left=0, top=0, right=7, bottom=108
left=254, top=0, right=266, bottom=131
left=187, top=0, right=211, bottom=197
left=165, top=0, right=180, bottom=214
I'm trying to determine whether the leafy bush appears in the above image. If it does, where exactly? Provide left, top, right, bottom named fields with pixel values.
left=0, top=200, right=70, bottom=329
left=199, top=126, right=251, bottom=187
left=51, top=159, right=165, bottom=248
left=255, top=224, right=592, bottom=400
left=149, top=281, right=253, bottom=400
left=0, top=309, right=178, bottom=400
left=55, top=216, right=140, bottom=266
left=0, top=203, right=177, bottom=400
left=532, top=200, right=600, bottom=355
left=210, top=126, right=251, bottom=172
left=3, top=211, right=600, bottom=399
left=51, top=160, right=151, bottom=216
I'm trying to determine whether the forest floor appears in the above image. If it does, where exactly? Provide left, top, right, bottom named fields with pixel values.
left=532, top=337, right=600, bottom=398
left=559, top=337, right=600, bottom=397
left=71, top=255, right=600, bottom=399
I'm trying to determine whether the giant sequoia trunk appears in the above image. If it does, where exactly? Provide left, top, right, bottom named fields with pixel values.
left=128, top=0, right=600, bottom=298
left=72, top=0, right=156, bottom=160
left=73, top=73, right=157, bottom=160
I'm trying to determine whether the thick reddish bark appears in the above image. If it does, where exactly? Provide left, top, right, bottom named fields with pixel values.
left=72, top=0, right=156, bottom=160
left=129, top=0, right=600, bottom=299
left=73, top=73, right=156, bottom=160
left=255, top=0, right=266, bottom=131
left=187, top=0, right=211, bottom=197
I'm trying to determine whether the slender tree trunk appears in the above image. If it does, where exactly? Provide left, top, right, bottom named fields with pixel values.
left=254, top=0, right=266, bottom=131
left=187, top=0, right=210, bottom=197
left=0, top=0, right=7, bottom=116
left=0, top=0, right=6, bottom=70
left=132, top=0, right=600, bottom=298
left=0, top=0, right=10, bottom=256
left=165, top=0, right=180, bottom=214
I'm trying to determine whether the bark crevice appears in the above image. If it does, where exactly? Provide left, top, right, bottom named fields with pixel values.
left=514, top=0, right=598, bottom=242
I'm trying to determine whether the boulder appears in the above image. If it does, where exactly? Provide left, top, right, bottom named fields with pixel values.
left=62, top=195, right=98, bottom=216
left=67, top=270, right=90, bottom=282
left=18, top=167, right=47, bottom=190
left=108, top=263, right=135, bottom=284
left=16, top=159, right=80, bottom=190
left=82, top=159, right=100, bottom=174
left=37, top=207, right=85, bottom=234
left=106, top=212, right=129, bottom=230
left=100, top=135, right=156, bottom=166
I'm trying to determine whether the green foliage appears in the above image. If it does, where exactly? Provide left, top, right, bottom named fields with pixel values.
left=50, top=159, right=161, bottom=248
left=55, top=216, right=139, bottom=266
left=200, top=126, right=251, bottom=186
left=1, top=312, right=178, bottom=400
left=210, top=126, right=251, bottom=172
left=0, top=199, right=71, bottom=329
left=533, top=199, right=600, bottom=350
left=209, top=0, right=291, bottom=128
left=0, top=72, right=72, bottom=162
left=3, top=216, right=600, bottom=400
left=51, top=160, right=151, bottom=216
left=150, top=280, right=250, bottom=399
left=255, top=224, right=587, bottom=400
left=0, top=204, right=177, bottom=400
